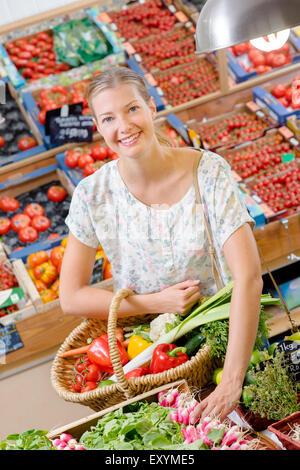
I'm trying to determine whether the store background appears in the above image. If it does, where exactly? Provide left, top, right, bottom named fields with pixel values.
left=0, top=0, right=82, bottom=26
left=0, top=0, right=298, bottom=445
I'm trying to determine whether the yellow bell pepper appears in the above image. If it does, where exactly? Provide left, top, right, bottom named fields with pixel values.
left=127, top=334, right=152, bottom=360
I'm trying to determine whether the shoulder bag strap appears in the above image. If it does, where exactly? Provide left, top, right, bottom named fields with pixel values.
left=193, top=151, right=225, bottom=290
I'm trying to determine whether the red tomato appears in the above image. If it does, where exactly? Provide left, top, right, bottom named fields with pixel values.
left=50, top=246, right=65, bottom=267
left=91, top=144, right=108, bottom=161
left=251, top=51, right=266, bottom=67
left=272, top=84, right=287, bottom=98
left=38, top=109, right=46, bottom=125
left=81, top=381, right=98, bottom=393
left=18, top=136, right=37, bottom=151
left=24, top=203, right=45, bottom=218
left=232, top=42, right=249, bottom=56
left=85, top=364, right=102, bottom=382
left=78, top=153, right=94, bottom=169
left=18, top=226, right=39, bottom=243
left=74, top=355, right=92, bottom=373
left=271, top=53, right=287, bottom=68
left=0, top=196, right=20, bottom=213
left=65, top=149, right=81, bottom=168
left=31, top=215, right=51, bottom=232
left=47, top=186, right=67, bottom=202
left=71, top=374, right=85, bottom=392
left=278, top=97, right=289, bottom=107
left=11, top=213, right=31, bottom=232
left=0, top=136, right=5, bottom=148
left=0, top=218, right=11, bottom=235
left=83, top=162, right=98, bottom=177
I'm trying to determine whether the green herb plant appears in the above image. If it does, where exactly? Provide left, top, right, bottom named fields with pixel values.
left=0, top=430, right=54, bottom=450
left=241, top=354, right=299, bottom=421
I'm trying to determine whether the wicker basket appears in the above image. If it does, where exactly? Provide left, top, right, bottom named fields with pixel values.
left=51, top=288, right=219, bottom=412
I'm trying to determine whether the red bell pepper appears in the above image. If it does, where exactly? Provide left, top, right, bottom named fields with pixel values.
left=125, top=366, right=149, bottom=380
left=87, top=334, right=128, bottom=374
left=149, top=344, right=189, bottom=374
left=61, top=334, right=129, bottom=374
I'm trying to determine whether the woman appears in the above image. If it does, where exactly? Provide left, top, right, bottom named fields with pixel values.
left=60, top=67, right=263, bottom=422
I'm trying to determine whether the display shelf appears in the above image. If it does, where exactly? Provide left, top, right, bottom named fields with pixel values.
left=266, top=304, right=300, bottom=338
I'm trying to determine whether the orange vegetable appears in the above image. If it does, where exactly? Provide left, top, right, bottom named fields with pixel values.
left=40, top=288, right=57, bottom=303
left=27, top=250, right=49, bottom=268
left=33, top=262, right=57, bottom=285
left=50, top=245, right=65, bottom=267
left=34, top=279, right=47, bottom=293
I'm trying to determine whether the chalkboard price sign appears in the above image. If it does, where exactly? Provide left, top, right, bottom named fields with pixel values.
left=49, top=115, right=94, bottom=145
left=275, top=340, right=300, bottom=386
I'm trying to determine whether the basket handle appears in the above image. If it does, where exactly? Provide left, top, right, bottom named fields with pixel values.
left=107, top=288, right=135, bottom=397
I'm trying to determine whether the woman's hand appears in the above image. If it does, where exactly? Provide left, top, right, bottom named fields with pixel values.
left=190, top=378, right=243, bottom=424
left=154, top=279, right=202, bottom=315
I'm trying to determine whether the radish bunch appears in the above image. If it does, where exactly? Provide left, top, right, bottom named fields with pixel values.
left=159, top=389, right=260, bottom=450
left=51, top=433, right=85, bottom=450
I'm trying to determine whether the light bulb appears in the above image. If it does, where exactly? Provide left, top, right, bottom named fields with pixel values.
left=250, top=29, right=290, bottom=52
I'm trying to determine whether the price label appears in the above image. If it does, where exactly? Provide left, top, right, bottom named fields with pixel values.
left=49, top=115, right=94, bottom=145
left=279, top=125, right=294, bottom=140
left=145, top=73, right=157, bottom=86
left=123, top=42, right=136, bottom=55
left=275, top=340, right=300, bottom=386
left=45, top=103, right=83, bottom=135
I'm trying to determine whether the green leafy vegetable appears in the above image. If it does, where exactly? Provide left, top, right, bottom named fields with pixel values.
left=79, top=401, right=185, bottom=450
left=0, top=430, right=54, bottom=450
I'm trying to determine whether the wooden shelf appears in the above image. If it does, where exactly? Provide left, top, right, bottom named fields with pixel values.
left=266, top=305, right=300, bottom=338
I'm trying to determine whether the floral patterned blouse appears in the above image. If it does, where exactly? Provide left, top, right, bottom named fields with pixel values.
left=65, top=150, right=254, bottom=296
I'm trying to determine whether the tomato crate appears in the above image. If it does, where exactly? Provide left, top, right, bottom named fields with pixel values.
left=56, top=114, right=190, bottom=187
left=243, top=158, right=300, bottom=221
left=0, top=14, right=117, bottom=86
left=227, top=38, right=300, bottom=84
left=218, top=127, right=300, bottom=183
left=252, top=75, right=300, bottom=126
left=0, top=253, right=36, bottom=326
left=186, top=101, right=278, bottom=152
left=0, top=78, right=46, bottom=166
left=89, top=0, right=181, bottom=43
left=0, top=163, right=74, bottom=261
left=151, top=54, right=220, bottom=109
left=121, top=22, right=196, bottom=74
left=10, top=245, right=113, bottom=314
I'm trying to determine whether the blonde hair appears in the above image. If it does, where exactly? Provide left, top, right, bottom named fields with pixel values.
left=88, top=67, right=172, bottom=147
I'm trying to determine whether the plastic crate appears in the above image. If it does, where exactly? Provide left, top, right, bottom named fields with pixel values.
left=253, top=85, right=300, bottom=126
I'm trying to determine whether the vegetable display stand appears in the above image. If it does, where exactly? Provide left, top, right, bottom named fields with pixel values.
left=268, top=411, right=300, bottom=450
left=50, top=288, right=219, bottom=412
left=46, top=378, right=281, bottom=450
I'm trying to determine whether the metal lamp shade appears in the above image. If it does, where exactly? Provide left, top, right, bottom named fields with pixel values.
left=195, top=0, right=300, bottom=53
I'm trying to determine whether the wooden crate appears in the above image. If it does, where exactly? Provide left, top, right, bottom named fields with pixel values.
left=12, top=256, right=114, bottom=314
left=0, top=252, right=36, bottom=326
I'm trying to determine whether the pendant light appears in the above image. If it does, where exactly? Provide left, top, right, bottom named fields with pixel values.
left=195, top=0, right=300, bottom=53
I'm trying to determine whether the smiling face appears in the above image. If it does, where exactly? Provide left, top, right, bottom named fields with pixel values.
left=93, top=83, right=156, bottom=159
